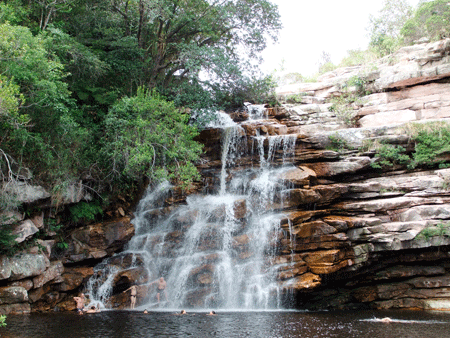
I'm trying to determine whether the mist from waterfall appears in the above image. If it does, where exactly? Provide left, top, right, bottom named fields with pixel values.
left=87, top=107, right=298, bottom=310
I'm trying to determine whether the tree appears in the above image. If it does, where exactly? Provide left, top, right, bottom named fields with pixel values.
left=401, top=0, right=450, bottom=44
left=61, top=0, right=281, bottom=108
left=0, top=22, right=92, bottom=189
left=368, top=0, right=413, bottom=56
left=101, top=88, right=202, bottom=187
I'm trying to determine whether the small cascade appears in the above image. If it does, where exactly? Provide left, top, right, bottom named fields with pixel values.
left=245, top=103, right=268, bottom=120
left=87, top=107, right=299, bottom=310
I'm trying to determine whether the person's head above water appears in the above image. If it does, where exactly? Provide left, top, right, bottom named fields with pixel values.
left=180, top=310, right=186, bottom=314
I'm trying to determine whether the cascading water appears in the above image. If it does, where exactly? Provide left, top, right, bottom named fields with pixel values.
left=87, top=107, right=298, bottom=310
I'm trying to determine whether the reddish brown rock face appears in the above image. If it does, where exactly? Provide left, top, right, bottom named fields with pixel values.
left=62, top=217, right=134, bottom=264
left=57, top=267, right=94, bottom=292
left=286, top=273, right=322, bottom=291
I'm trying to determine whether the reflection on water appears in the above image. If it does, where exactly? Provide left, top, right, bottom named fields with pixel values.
left=2, top=310, right=450, bottom=338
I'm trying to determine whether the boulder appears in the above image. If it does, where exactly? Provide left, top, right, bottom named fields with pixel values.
left=303, top=250, right=350, bottom=274
left=32, top=261, right=64, bottom=289
left=63, top=217, right=134, bottom=263
left=0, top=286, right=28, bottom=304
left=10, top=279, right=34, bottom=291
left=395, top=205, right=450, bottom=222
left=276, top=166, right=317, bottom=187
left=3, top=253, right=50, bottom=281
left=2, top=182, right=50, bottom=204
left=28, top=285, right=51, bottom=303
left=280, top=189, right=321, bottom=207
left=31, top=213, right=45, bottom=229
left=334, top=196, right=434, bottom=213
left=359, top=110, right=417, bottom=128
left=277, top=262, right=308, bottom=280
left=12, top=220, right=39, bottom=244
left=233, top=199, right=247, bottom=219
left=0, top=256, right=11, bottom=280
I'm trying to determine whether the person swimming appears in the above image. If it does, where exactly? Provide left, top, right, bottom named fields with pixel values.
left=85, top=304, right=100, bottom=313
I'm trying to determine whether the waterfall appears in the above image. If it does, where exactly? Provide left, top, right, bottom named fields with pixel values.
left=87, top=108, right=298, bottom=310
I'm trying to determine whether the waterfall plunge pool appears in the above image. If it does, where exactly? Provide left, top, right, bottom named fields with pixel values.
left=2, top=310, right=450, bottom=338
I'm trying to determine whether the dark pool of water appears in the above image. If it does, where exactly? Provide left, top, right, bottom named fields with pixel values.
left=1, top=309, right=450, bottom=338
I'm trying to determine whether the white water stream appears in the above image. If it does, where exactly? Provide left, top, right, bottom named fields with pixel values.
left=87, top=108, right=297, bottom=310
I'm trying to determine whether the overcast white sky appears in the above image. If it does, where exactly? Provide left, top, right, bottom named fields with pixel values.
left=261, top=0, right=421, bottom=76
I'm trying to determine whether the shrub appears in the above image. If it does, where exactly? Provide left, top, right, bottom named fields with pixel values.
left=0, top=222, right=18, bottom=256
left=69, top=201, right=103, bottom=223
left=327, top=134, right=351, bottom=153
left=416, top=222, right=450, bottom=241
left=371, top=143, right=410, bottom=169
left=403, top=122, right=450, bottom=169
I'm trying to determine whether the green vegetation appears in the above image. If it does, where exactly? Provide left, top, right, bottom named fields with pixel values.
left=402, top=0, right=450, bottom=44
left=327, top=134, right=352, bottom=153
left=285, top=93, right=307, bottom=104
left=0, top=0, right=281, bottom=214
left=0, top=315, right=6, bottom=327
left=328, top=76, right=369, bottom=127
left=69, top=201, right=103, bottom=223
left=368, top=0, right=413, bottom=57
left=370, top=143, right=410, bottom=169
left=366, top=122, right=450, bottom=170
left=415, top=222, right=450, bottom=241
left=403, top=122, right=450, bottom=169
left=102, top=88, right=203, bottom=188
left=0, top=222, right=18, bottom=256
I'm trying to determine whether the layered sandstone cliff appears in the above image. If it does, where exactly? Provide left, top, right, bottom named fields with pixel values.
left=3, top=38, right=450, bottom=314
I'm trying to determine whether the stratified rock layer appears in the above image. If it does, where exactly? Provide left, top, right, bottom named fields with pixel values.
left=3, top=38, right=450, bottom=313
